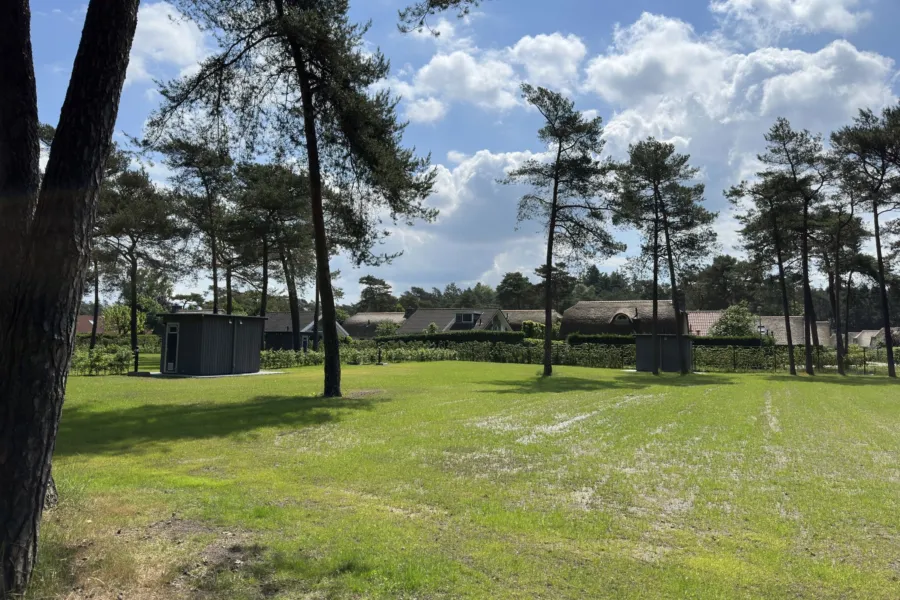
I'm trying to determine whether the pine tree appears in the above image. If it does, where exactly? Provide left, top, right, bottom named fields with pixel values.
left=502, top=84, right=623, bottom=377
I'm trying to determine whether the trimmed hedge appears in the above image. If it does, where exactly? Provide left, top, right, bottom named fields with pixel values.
left=75, top=333, right=161, bottom=353
left=70, top=345, right=132, bottom=376
left=689, top=335, right=770, bottom=347
left=567, top=333, right=636, bottom=346
left=376, top=330, right=526, bottom=345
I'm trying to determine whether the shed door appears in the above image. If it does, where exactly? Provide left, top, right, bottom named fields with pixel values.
left=164, top=323, right=180, bottom=373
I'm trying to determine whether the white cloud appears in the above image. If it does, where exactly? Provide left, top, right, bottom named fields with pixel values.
left=583, top=13, right=896, bottom=166
left=409, top=17, right=474, bottom=51
left=711, top=0, right=871, bottom=43
left=506, top=33, right=587, bottom=92
left=405, top=97, right=448, bottom=123
left=386, top=31, right=590, bottom=122
left=127, top=2, right=208, bottom=86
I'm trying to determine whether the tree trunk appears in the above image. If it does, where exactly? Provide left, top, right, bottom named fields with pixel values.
left=225, top=258, right=233, bottom=315
left=831, top=240, right=845, bottom=375
left=651, top=187, right=660, bottom=376
left=0, top=0, right=139, bottom=594
left=800, top=203, right=815, bottom=375
left=276, top=0, right=341, bottom=395
left=542, top=145, right=564, bottom=378
left=660, top=202, right=688, bottom=375
left=872, top=203, right=896, bottom=377
left=312, top=279, right=320, bottom=352
left=281, top=246, right=302, bottom=351
left=771, top=208, right=796, bottom=375
left=844, top=271, right=854, bottom=352
left=89, top=258, right=100, bottom=350
left=129, top=250, right=138, bottom=357
left=826, top=267, right=844, bottom=375
left=260, top=238, right=269, bottom=318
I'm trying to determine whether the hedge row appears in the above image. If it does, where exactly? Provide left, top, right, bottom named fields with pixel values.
left=70, top=345, right=132, bottom=376
left=375, top=330, right=526, bottom=344
left=566, top=333, right=636, bottom=346
left=689, top=335, right=771, bottom=347
left=75, top=333, right=161, bottom=353
left=260, top=346, right=459, bottom=369
left=568, top=333, right=771, bottom=347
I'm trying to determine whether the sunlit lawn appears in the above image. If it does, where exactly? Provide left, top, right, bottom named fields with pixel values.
left=31, top=363, right=900, bottom=599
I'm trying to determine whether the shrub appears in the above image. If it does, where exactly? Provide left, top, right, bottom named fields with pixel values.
left=70, top=345, right=133, bottom=376
left=689, top=335, right=770, bottom=347
left=74, top=333, right=161, bottom=353
left=375, top=320, right=401, bottom=337
left=521, top=320, right=545, bottom=339
left=708, top=302, right=757, bottom=337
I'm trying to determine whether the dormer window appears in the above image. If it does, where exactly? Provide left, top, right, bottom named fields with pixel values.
left=612, top=313, right=632, bottom=326
left=456, top=313, right=474, bottom=323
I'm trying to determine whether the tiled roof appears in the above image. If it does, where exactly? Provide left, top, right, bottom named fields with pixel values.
left=76, top=315, right=104, bottom=335
left=686, top=311, right=723, bottom=337
left=397, top=308, right=504, bottom=334
left=342, top=312, right=406, bottom=338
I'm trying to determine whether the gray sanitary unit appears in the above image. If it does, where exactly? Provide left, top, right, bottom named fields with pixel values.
left=159, top=313, right=266, bottom=376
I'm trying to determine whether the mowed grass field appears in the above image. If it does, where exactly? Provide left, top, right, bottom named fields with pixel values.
left=31, top=363, right=900, bottom=599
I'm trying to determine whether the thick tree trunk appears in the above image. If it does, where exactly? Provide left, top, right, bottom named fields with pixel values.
left=827, top=267, right=844, bottom=375
left=872, top=204, right=896, bottom=377
left=831, top=244, right=845, bottom=375
left=800, top=204, right=815, bottom=375
left=89, top=258, right=100, bottom=350
left=275, top=0, right=341, bottom=395
left=808, top=295, right=820, bottom=348
left=0, top=0, right=139, bottom=594
left=312, top=279, right=320, bottom=352
left=129, top=250, right=138, bottom=356
left=660, top=204, right=688, bottom=375
left=771, top=209, right=796, bottom=375
left=225, top=258, right=233, bottom=315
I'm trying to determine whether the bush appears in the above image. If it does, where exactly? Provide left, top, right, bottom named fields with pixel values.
left=521, top=320, right=545, bottom=339
left=70, top=345, right=133, bottom=376
left=376, top=330, right=526, bottom=344
left=689, top=335, right=770, bottom=347
left=707, top=302, right=757, bottom=337
left=567, top=333, right=635, bottom=346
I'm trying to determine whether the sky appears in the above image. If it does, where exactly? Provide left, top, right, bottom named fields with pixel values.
left=30, top=0, right=900, bottom=304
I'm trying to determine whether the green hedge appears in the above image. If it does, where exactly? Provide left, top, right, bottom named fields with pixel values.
left=376, top=330, right=526, bottom=345
left=70, top=345, right=132, bottom=376
left=75, top=333, right=160, bottom=353
left=567, top=333, right=636, bottom=346
left=689, top=335, right=770, bottom=347
left=261, top=346, right=459, bottom=369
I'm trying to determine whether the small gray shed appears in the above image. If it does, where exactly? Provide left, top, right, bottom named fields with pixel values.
left=159, top=313, right=266, bottom=376
left=636, top=335, right=693, bottom=373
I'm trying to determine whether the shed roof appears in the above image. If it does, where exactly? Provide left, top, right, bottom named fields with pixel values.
left=397, top=308, right=504, bottom=334
left=560, top=300, right=680, bottom=336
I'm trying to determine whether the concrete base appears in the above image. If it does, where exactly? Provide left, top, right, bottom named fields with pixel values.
left=127, top=370, right=284, bottom=379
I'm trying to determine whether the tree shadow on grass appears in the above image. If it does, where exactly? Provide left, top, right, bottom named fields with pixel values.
left=56, top=394, right=389, bottom=457
left=478, top=371, right=734, bottom=395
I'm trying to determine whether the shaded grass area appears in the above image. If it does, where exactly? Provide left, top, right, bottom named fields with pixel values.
left=30, top=363, right=900, bottom=599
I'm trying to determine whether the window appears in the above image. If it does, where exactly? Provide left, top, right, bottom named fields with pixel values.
left=456, top=313, right=463, bottom=323
left=612, top=313, right=631, bottom=326
left=462, top=313, right=473, bottom=323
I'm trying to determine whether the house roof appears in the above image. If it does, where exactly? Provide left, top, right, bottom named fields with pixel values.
left=503, top=310, right=562, bottom=329
left=758, top=317, right=832, bottom=346
left=560, top=300, right=681, bottom=336
left=342, top=312, right=406, bottom=338
left=264, top=311, right=347, bottom=336
left=397, top=308, right=505, bottom=334
left=76, top=315, right=104, bottom=335
left=853, top=330, right=881, bottom=347
left=686, top=311, right=723, bottom=337
left=870, top=327, right=900, bottom=346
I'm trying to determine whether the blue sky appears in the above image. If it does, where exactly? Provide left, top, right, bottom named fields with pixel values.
left=31, top=0, right=900, bottom=303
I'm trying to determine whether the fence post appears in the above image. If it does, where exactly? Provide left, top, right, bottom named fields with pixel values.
left=732, top=346, right=737, bottom=372
left=863, top=347, right=867, bottom=375
left=133, top=348, right=139, bottom=373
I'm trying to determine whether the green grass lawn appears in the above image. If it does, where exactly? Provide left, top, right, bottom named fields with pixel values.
left=33, top=364, right=900, bottom=599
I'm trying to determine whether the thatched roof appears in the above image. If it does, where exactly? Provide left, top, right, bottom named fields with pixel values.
left=503, top=310, right=562, bottom=331
left=560, top=300, right=683, bottom=337
left=758, top=317, right=832, bottom=347
left=342, top=312, right=406, bottom=339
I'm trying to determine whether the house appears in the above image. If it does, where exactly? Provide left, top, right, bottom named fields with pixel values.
left=686, top=311, right=723, bottom=337
left=870, top=327, right=900, bottom=348
left=396, top=308, right=512, bottom=334
left=757, top=316, right=833, bottom=347
left=264, top=312, right=349, bottom=350
left=560, top=300, right=689, bottom=337
left=342, top=312, right=406, bottom=339
left=503, top=310, right=562, bottom=332
left=76, top=315, right=104, bottom=335
left=851, top=330, right=881, bottom=348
